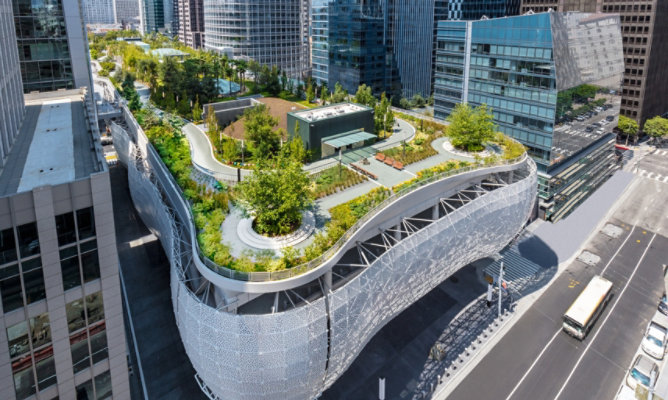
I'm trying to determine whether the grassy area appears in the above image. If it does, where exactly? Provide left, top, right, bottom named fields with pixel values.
left=311, top=166, right=367, bottom=199
left=377, top=115, right=447, bottom=165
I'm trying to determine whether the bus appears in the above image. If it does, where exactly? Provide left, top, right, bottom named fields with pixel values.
left=563, top=275, right=613, bottom=340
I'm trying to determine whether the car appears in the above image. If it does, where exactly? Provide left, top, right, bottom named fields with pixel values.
left=642, top=318, right=668, bottom=360
left=593, top=122, right=602, bottom=128
left=585, top=126, right=594, bottom=133
left=606, top=115, right=615, bottom=122
left=659, top=294, right=668, bottom=316
left=626, top=354, right=659, bottom=390
left=576, top=116, right=585, bottom=122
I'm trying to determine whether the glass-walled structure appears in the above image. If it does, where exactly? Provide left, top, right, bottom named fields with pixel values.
left=12, top=0, right=74, bottom=92
left=311, top=0, right=329, bottom=86
left=203, top=0, right=310, bottom=79
left=434, top=12, right=624, bottom=221
left=447, top=0, right=520, bottom=20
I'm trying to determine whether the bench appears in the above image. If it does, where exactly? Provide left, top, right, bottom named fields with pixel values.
left=375, top=153, right=386, bottom=161
left=384, top=157, right=394, bottom=166
left=393, top=161, right=404, bottom=170
left=351, top=163, right=378, bottom=180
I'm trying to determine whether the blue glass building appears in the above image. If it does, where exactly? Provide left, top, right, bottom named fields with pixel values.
left=434, top=13, right=624, bottom=221
left=313, top=0, right=446, bottom=99
left=447, top=0, right=520, bottom=20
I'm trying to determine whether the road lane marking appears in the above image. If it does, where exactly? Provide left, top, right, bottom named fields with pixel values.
left=504, top=329, right=562, bottom=400
left=552, top=233, right=658, bottom=400
left=503, top=225, right=636, bottom=400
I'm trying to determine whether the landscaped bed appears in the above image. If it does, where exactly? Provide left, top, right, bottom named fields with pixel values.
left=223, top=97, right=307, bottom=140
left=311, top=166, right=368, bottom=199
left=376, top=114, right=447, bottom=165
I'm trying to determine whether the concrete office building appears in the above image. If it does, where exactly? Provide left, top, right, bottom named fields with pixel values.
left=115, top=0, right=140, bottom=24
left=447, top=0, right=520, bottom=20
left=176, top=0, right=204, bottom=49
left=83, top=0, right=117, bottom=25
left=0, top=89, right=130, bottom=400
left=520, top=0, right=668, bottom=125
left=203, top=0, right=310, bottom=78
left=0, top=0, right=25, bottom=170
left=434, top=12, right=624, bottom=221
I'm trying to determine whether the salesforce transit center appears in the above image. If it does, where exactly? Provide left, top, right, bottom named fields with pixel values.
left=104, top=81, right=537, bottom=400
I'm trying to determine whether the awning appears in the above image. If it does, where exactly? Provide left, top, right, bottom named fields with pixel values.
left=322, top=130, right=376, bottom=148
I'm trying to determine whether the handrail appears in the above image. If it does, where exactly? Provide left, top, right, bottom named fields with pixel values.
left=198, top=152, right=529, bottom=282
left=102, top=76, right=531, bottom=283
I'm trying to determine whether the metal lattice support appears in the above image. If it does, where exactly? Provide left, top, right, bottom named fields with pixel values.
left=111, top=115, right=537, bottom=399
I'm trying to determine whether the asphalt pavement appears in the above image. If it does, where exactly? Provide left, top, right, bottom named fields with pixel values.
left=445, top=147, right=668, bottom=400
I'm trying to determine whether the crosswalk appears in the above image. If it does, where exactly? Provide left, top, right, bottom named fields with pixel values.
left=634, top=168, right=668, bottom=183
left=652, top=149, right=668, bottom=157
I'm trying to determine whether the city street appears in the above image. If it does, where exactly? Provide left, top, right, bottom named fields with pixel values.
left=445, top=148, right=668, bottom=400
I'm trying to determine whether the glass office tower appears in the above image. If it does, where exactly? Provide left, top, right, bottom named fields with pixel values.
left=203, top=0, right=310, bottom=79
left=434, top=12, right=624, bottom=221
left=311, top=0, right=329, bottom=86
left=447, top=0, right=520, bottom=20
left=13, top=0, right=74, bottom=92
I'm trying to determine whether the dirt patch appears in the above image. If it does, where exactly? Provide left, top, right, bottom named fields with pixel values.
left=222, top=97, right=307, bottom=140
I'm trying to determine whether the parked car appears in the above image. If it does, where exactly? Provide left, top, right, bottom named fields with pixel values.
left=626, top=354, right=659, bottom=390
left=641, top=316, right=668, bottom=360
left=585, top=126, right=594, bottom=133
left=660, top=295, right=668, bottom=316
left=593, top=122, right=602, bottom=128
left=577, top=116, right=586, bottom=122
left=606, top=115, right=615, bottom=122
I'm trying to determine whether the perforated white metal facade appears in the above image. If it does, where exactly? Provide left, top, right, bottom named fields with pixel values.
left=109, top=94, right=537, bottom=399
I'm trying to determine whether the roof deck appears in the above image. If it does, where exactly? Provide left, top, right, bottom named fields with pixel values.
left=0, top=90, right=102, bottom=197
left=292, top=103, right=369, bottom=122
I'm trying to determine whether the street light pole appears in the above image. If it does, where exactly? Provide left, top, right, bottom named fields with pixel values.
left=498, top=261, right=504, bottom=318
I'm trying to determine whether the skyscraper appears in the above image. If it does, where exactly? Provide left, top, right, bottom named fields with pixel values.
left=520, top=0, right=668, bottom=126
left=82, top=0, right=117, bottom=24
left=203, top=0, right=310, bottom=78
left=1, top=3, right=130, bottom=399
left=115, top=0, right=140, bottom=24
left=434, top=12, right=624, bottom=221
left=139, top=0, right=173, bottom=33
left=12, top=0, right=94, bottom=94
left=0, top=0, right=25, bottom=169
left=447, top=0, right=520, bottom=20
left=176, top=0, right=204, bottom=49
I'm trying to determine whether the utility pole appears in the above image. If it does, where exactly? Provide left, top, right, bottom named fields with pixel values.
left=498, top=261, right=504, bottom=318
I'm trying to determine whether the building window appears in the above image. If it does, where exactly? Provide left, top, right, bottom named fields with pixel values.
left=67, top=292, right=108, bottom=374
left=7, top=313, right=56, bottom=399
left=75, top=370, right=112, bottom=400
left=58, top=207, right=99, bottom=291
left=55, top=212, right=77, bottom=247
left=0, top=242, right=46, bottom=313
left=0, top=227, right=17, bottom=265
left=16, top=222, right=39, bottom=258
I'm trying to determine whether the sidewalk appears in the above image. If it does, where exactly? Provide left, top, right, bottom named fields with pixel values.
left=430, top=169, right=636, bottom=399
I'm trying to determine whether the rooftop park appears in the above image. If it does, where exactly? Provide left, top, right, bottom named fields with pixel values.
left=97, top=32, right=525, bottom=276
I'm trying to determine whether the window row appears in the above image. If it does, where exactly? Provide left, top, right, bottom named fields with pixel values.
left=7, top=313, right=56, bottom=400
left=0, top=257, right=45, bottom=313
left=1, top=222, right=39, bottom=265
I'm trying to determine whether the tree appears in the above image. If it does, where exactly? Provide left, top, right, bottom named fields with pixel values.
left=192, top=97, right=202, bottom=122
left=353, top=84, right=376, bottom=107
left=331, top=82, right=348, bottom=103
left=282, top=126, right=307, bottom=163
left=411, top=94, right=426, bottom=108
left=244, top=104, right=280, bottom=159
left=206, top=105, right=219, bottom=139
left=306, top=82, right=315, bottom=103
left=384, top=105, right=395, bottom=134
left=446, top=103, right=496, bottom=152
left=399, top=97, right=411, bottom=109
left=618, top=115, right=639, bottom=145
left=236, top=154, right=313, bottom=236
left=643, top=116, right=668, bottom=145
left=320, top=83, right=329, bottom=104
left=221, top=138, right=238, bottom=162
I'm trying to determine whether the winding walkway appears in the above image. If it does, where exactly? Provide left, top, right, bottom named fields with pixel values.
left=182, top=117, right=417, bottom=180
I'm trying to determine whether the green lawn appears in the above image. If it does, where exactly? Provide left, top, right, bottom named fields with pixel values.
left=311, top=166, right=367, bottom=199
